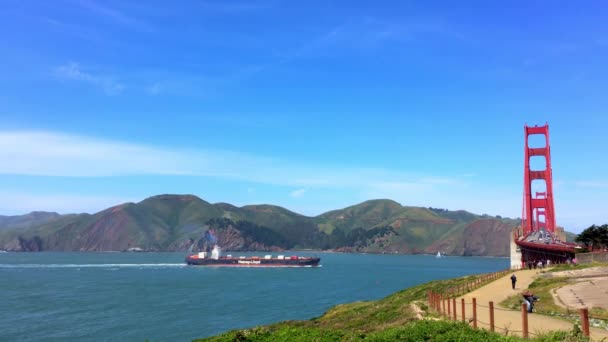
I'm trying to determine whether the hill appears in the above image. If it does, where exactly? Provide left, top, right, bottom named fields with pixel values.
left=0, top=195, right=520, bottom=256
left=0, top=211, right=61, bottom=231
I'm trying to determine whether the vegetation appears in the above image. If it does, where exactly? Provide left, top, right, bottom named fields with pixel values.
left=197, top=320, right=590, bottom=342
left=206, top=218, right=291, bottom=248
left=195, top=321, right=528, bottom=342
left=0, top=195, right=520, bottom=253
left=500, top=263, right=608, bottom=321
left=575, top=224, right=608, bottom=251
left=198, top=271, right=590, bottom=342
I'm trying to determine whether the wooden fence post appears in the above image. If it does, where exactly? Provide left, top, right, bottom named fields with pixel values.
left=521, top=303, right=529, bottom=339
left=472, top=297, right=477, bottom=328
left=580, top=308, right=590, bottom=337
left=461, top=298, right=465, bottom=323
left=436, top=293, right=439, bottom=312
left=436, top=293, right=440, bottom=312
left=448, top=295, right=451, bottom=317
left=452, top=298, right=457, bottom=320
left=489, top=301, right=495, bottom=332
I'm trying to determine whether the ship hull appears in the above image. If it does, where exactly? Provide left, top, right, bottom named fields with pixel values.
left=185, top=256, right=321, bottom=267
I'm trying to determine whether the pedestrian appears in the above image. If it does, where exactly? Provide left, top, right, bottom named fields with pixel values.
left=510, top=274, right=517, bottom=289
left=522, top=291, right=539, bottom=313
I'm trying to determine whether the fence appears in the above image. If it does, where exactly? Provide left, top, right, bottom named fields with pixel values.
left=427, top=268, right=593, bottom=339
left=576, top=251, right=608, bottom=264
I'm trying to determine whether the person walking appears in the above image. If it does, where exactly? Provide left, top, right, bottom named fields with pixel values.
left=510, top=274, right=517, bottom=289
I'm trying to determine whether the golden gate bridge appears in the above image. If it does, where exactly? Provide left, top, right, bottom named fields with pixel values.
left=511, top=124, right=578, bottom=268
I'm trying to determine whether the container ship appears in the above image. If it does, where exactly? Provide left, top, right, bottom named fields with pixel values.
left=185, top=245, right=321, bottom=267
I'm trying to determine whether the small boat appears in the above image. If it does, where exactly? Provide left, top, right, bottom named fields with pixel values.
left=436, top=251, right=442, bottom=258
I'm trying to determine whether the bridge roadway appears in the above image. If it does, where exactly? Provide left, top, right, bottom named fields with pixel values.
left=455, top=269, right=608, bottom=340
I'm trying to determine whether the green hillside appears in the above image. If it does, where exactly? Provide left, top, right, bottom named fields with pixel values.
left=0, top=195, right=520, bottom=255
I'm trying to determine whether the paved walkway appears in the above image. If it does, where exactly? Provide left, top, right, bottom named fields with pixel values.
left=551, top=267, right=608, bottom=309
left=453, top=269, right=608, bottom=340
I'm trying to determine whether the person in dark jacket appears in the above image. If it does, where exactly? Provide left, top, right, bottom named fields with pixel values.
left=523, top=291, right=539, bottom=313
left=510, top=274, right=517, bottom=289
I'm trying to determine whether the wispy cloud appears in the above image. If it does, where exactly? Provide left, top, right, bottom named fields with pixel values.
left=0, top=131, right=538, bottom=219
left=574, top=180, right=608, bottom=188
left=41, top=17, right=103, bottom=42
left=0, top=131, right=466, bottom=192
left=72, top=0, right=153, bottom=31
left=55, top=63, right=124, bottom=95
left=198, top=1, right=273, bottom=13
left=290, top=189, right=306, bottom=198
left=273, top=16, right=466, bottom=66
left=52, top=60, right=266, bottom=99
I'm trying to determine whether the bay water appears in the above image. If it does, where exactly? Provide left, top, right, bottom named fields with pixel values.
left=0, top=252, right=508, bottom=341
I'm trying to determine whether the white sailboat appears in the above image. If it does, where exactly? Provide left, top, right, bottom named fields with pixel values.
left=436, top=251, right=442, bottom=258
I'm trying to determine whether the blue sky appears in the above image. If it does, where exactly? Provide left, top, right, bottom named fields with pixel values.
left=0, top=1, right=607, bottom=232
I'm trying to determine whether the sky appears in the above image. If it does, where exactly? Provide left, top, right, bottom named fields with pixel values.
left=0, top=1, right=607, bottom=233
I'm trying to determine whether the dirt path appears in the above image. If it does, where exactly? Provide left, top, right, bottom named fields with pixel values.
left=452, top=269, right=608, bottom=340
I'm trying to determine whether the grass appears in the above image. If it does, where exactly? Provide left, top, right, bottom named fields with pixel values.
left=500, top=276, right=574, bottom=317
left=194, top=265, right=608, bottom=342
left=195, top=270, right=516, bottom=341
left=196, top=320, right=590, bottom=342
left=500, top=263, right=608, bottom=322
left=542, top=262, right=608, bottom=273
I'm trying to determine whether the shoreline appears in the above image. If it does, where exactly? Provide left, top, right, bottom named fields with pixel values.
left=0, top=249, right=511, bottom=258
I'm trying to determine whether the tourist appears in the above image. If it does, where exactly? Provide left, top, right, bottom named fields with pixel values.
left=522, top=291, right=539, bottom=313
left=510, top=274, right=517, bottom=289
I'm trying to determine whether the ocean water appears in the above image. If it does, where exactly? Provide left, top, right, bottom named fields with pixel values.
left=0, top=252, right=508, bottom=341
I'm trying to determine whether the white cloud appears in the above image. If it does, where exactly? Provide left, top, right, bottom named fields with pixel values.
left=290, top=188, right=306, bottom=198
left=74, top=0, right=153, bottom=32
left=55, top=63, right=124, bottom=95
left=574, top=180, right=608, bottom=188
left=0, top=131, right=468, bottom=190
left=3, top=130, right=602, bottom=229
left=0, top=130, right=494, bottom=214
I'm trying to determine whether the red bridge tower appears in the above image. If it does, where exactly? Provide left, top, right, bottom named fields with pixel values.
left=522, top=124, right=557, bottom=235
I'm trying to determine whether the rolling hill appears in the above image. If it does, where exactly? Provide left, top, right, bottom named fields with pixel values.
left=0, top=194, right=521, bottom=256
